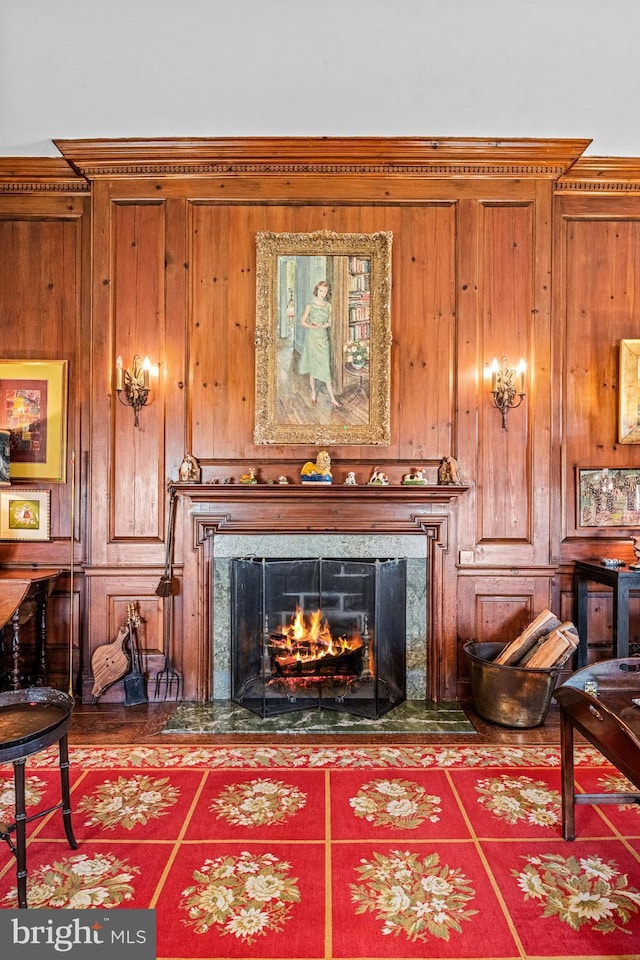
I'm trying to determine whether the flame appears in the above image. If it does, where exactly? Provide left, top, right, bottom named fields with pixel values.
left=270, top=605, right=362, bottom=666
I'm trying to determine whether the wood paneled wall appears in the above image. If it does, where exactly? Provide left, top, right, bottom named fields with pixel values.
left=0, top=161, right=90, bottom=691
left=2, top=139, right=640, bottom=702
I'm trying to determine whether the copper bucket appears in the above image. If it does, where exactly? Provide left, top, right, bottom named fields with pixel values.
left=463, top=641, right=561, bottom=728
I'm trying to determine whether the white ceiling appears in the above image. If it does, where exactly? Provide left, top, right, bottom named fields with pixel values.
left=1, top=0, right=638, bottom=158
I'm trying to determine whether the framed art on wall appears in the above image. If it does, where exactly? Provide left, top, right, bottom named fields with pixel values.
left=618, top=339, right=640, bottom=443
left=254, top=230, right=392, bottom=445
left=0, top=488, right=50, bottom=541
left=0, top=360, right=68, bottom=481
left=577, top=467, right=640, bottom=527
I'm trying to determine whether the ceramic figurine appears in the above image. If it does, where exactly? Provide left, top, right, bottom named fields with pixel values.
left=178, top=453, right=201, bottom=483
left=368, top=467, right=389, bottom=486
left=438, top=456, right=462, bottom=485
left=300, top=450, right=332, bottom=484
left=631, top=536, right=640, bottom=568
left=402, top=468, right=427, bottom=486
left=239, top=467, right=258, bottom=484
left=344, top=471, right=357, bottom=485
left=278, top=475, right=289, bottom=484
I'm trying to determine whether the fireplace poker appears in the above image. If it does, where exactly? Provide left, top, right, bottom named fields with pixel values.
left=154, top=485, right=181, bottom=699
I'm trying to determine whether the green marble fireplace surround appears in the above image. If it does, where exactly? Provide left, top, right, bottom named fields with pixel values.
left=212, top=534, right=427, bottom=702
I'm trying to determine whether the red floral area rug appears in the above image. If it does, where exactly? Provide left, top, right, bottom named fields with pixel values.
left=1, top=743, right=640, bottom=960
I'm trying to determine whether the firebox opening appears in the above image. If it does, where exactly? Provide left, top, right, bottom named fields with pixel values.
left=231, top=557, right=407, bottom=719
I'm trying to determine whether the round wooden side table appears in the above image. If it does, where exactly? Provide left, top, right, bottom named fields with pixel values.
left=0, top=687, right=77, bottom=908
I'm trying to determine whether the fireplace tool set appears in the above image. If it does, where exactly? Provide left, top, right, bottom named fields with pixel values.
left=154, top=485, right=181, bottom=699
left=90, top=600, right=148, bottom=704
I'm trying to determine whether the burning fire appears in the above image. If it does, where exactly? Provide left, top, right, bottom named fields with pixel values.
left=270, top=606, right=362, bottom=665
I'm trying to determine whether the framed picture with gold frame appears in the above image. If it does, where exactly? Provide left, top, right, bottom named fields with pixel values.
left=254, top=230, right=392, bottom=445
left=0, top=488, right=50, bottom=541
left=0, top=360, right=68, bottom=481
left=618, top=339, right=640, bottom=443
left=577, top=467, right=640, bottom=527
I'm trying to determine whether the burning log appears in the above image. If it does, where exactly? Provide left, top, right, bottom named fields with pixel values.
left=267, top=605, right=365, bottom=678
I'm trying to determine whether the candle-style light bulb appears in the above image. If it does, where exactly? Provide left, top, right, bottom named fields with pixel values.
left=516, top=358, right=526, bottom=395
left=142, top=356, right=151, bottom=389
left=115, top=355, right=123, bottom=391
left=490, top=358, right=499, bottom=392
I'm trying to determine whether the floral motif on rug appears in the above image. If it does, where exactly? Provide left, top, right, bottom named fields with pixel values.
left=349, top=777, right=442, bottom=829
left=12, top=742, right=613, bottom=770
left=2, top=853, right=139, bottom=909
left=76, top=774, right=181, bottom=830
left=179, top=850, right=301, bottom=943
left=0, top=774, right=46, bottom=821
left=475, top=773, right=561, bottom=826
left=515, top=853, right=640, bottom=934
left=209, top=778, right=307, bottom=827
left=350, top=849, right=477, bottom=943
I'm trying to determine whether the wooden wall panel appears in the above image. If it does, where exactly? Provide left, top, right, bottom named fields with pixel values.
left=478, top=203, right=533, bottom=542
left=555, top=198, right=640, bottom=559
left=111, top=201, right=166, bottom=541
left=188, top=202, right=458, bottom=466
left=0, top=182, right=89, bottom=694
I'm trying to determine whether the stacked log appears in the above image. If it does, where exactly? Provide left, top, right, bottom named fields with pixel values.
left=493, top=609, right=580, bottom=669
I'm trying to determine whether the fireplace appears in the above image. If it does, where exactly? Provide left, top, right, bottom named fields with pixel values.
left=231, top=557, right=406, bottom=719
left=174, top=483, right=467, bottom=704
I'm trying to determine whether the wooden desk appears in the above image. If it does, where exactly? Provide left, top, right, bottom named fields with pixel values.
left=0, top=569, right=61, bottom=690
left=574, top=560, right=640, bottom=667
left=553, top=658, right=640, bottom=840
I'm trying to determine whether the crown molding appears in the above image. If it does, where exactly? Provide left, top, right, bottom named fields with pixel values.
left=0, top=158, right=89, bottom=193
left=53, top=136, right=592, bottom=180
left=556, top=156, right=640, bottom=193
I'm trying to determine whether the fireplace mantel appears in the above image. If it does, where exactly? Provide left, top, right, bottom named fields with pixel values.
left=174, top=483, right=468, bottom=704
left=174, top=482, right=469, bottom=536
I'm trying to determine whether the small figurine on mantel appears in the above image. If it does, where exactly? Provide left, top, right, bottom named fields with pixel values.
left=344, top=471, right=358, bottom=485
left=402, top=468, right=427, bottom=486
left=239, top=467, right=258, bottom=485
left=300, top=450, right=332, bottom=484
left=438, top=456, right=462, bottom=486
left=368, top=467, right=390, bottom=486
left=630, top=536, right=640, bottom=569
left=178, top=453, right=201, bottom=483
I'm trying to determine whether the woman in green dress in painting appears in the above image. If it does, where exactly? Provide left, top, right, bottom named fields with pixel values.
left=299, top=280, right=341, bottom=407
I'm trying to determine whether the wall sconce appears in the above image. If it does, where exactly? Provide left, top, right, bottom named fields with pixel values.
left=490, top=356, right=526, bottom=429
left=115, top=354, right=151, bottom=427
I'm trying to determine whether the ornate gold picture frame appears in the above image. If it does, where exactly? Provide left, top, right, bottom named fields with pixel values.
left=0, top=359, right=68, bottom=481
left=618, top=339, right=640, bottom=443
left=254, top=230, right=392, bottom=445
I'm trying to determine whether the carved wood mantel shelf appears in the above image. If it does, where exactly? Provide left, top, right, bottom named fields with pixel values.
left=173, top=483, right=469, bottom=703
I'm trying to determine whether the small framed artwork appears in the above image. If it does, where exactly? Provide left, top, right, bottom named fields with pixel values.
left=577, top=467, right=640, bottom=527
left=0, top=488, right=51, bottom=541
left=254, top=230, right=392, bottom=445
left=0, top=359, right=68, bottom=482
left=618, top=339, right=640, bottom=443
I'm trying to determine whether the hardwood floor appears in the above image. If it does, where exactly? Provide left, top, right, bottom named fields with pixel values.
left=66, top=699, right=564, bottom=747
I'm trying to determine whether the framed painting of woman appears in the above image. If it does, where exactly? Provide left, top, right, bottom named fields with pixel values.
left=254, top=230, right=392, bottom=445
